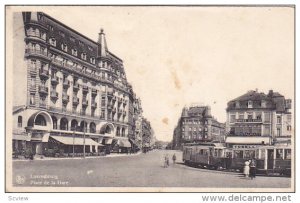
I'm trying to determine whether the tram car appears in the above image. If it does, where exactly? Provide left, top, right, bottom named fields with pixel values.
left=182, top=143, right=291, bottom=176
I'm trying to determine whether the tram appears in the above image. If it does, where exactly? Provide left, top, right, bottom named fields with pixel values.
left=182, top=143, right=291, bottom=176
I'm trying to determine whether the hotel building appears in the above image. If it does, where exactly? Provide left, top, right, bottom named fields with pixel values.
left=12, top=12, right=143, bottom=156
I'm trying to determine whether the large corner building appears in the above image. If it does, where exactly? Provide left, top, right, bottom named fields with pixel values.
left=12, top=12, right=144, bottom=156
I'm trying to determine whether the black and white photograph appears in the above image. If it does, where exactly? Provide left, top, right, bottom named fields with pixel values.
left=5, top=5, right=294, bottom=193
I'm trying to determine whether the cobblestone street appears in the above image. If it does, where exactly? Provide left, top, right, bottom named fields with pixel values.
left=13, top=150, right=291, bottom=188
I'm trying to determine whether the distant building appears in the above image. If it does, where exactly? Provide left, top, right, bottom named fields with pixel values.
left=172, top=105, right=225, bottom=149
left=225, top=90, right=292, bottom=163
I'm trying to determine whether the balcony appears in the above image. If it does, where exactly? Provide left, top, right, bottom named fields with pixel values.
left=29, top=67, right=37, bottom=75
left=62, top=93, right=69, bottom=103
left=39, top=69, right=49, bottom=80
left=72, top=97, right=79, bottom=105
left=73, top=82, right=79, bottom=91
left=51, top=76, right=59, bottom=85
left=63, top=79, right=70, bottom=88
left=91, top=101, right=97, bottom=108
left=82, top=85, right=89, bottom=94
left=38, top=85, right=48, bottom=95
left=82, top=99, right=89, bottom=107
left=91, top=89, right=97, bottom=96
left=25, top=49, right=50, bottom=61
left=50, top=91, right=58, bottom=100
left=235, top=118, right=262, bottom=123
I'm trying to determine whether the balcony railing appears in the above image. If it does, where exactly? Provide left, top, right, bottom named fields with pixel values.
left=82, top=85, right=89, bottom=94
left=235, top=118, right=262, bottom=123
left=51, top=76, right=59, bottom=85
left=82, top=99, right=89, bottom=107
left=91, top=102, right=97, bottom=108
left=25, top=49, right=49, bottom=60
left=39, top=69, right=49, bottom=79
left=72, top=97, right=79, bottom=105
left=38, top=85, right=48, bottom=95
left=50, top=91, right=58, bottom=99
left=91, top=89, right=97, bottom=95
left=29, top=66, right=37, bottom=75
left=227, top=132, right=262, bottom=137
left=62, top=93, right=69, bottom=103
left=63, top=79, right=70, bottom=88
left=73, top=82, right=79, bottom=91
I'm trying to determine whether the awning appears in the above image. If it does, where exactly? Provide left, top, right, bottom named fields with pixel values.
left=103, top=138, right=113, bottom=145
left=118, top=139, right=131, bottom=148
left=50, top=136, right=102, bottom=146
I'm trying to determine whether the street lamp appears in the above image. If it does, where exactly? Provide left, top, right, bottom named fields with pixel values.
left=83, top=122, right=86, bottom=158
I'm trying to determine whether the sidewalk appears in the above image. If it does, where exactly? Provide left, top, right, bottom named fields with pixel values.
left=12, top=152, right=142, bottom=162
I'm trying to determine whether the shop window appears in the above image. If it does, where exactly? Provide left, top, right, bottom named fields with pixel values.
left=284, top=149, right=291, bottom=159
left=17, top=116, right=22, bottom=127
left=276, top=149, right=284, bottom=159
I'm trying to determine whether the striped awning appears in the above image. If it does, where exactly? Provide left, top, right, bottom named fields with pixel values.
left=50, top=136, right=102, bottom=146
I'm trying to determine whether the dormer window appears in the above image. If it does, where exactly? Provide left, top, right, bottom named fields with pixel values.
left=88, top=46, right=94, bottom=51
left=61, top=43, right=68, bottom=52
left=261, top=100, right=266, bottom=108
left=59, top=31, right=65, bottom=37
left=49, top=38, right=56, bottom=46
left=90, top=57, right=95, bottom=64
left=235, top=101, right=240, bottom=108
left=79, top=40, right=84, bottom=46
left=81, top=53, right=87, bottom=60
left=70, top=36, right=76, bottom=43
left=248, top=100, right=253, bottom=108
left=72, top=49, right=78, bottom=56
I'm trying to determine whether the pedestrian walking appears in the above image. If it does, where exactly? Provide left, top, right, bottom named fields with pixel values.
left=244, top=160, right=250, bottom=178
left=164, top=154, right=169, bottom=168
left=249, top=158, right=257, bottom=179
left=172, top=153, right=176, bottom=164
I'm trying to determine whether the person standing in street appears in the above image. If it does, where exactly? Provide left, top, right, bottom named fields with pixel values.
left=249, top=158, right=257, bottom=179
left=172, top=153, right=176, bottom=164
left=244, top=160, right=250, bottom=178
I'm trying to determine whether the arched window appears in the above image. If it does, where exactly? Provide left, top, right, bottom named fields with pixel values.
left=105, top=125, right=112, bottom=134
left=90, top=122, right=96, bottom=133
left=116, top=127, right=120, bottom=136
left=80, top=121, right=87, bottom=132
left=18, top=116, right=22, bottom=127
left=71, top=120, right=78, bottom=131
left=60, top=118, right=68, bottom=130
left=35, top=114, right=46, bottom=126
left=52, top=116, right=57, bottom=129
left=121, top=128, right=125, bottom=137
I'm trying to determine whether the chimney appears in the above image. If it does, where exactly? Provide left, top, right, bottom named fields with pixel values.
left=268, top=90, right=273, bottom=97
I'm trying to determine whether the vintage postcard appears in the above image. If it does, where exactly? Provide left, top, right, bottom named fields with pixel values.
left=5, top=5, right=295, bottom=192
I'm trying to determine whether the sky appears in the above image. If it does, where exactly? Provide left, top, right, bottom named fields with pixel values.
left=15, top=6, right=294, bottom=141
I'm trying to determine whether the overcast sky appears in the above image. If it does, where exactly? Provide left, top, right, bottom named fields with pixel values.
left=21, top=6, right=294, bottom=141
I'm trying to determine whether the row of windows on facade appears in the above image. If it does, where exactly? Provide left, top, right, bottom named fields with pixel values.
left=17, top=115, right=127, bottom=136
left=182, top=119, right=208, bottom=125
left=229, top=125, right=291, bottom=136
left=234, top=100, right=265, bottom=108
left=232, top=149, right=291, bottom=160
left=229, top=112, right=291, bottom=123
left=46, top=24, right=96, bottom=52
left=26, top=27, right=96, bottom=63
left=182, top=134, right=209, bottom=139
left=30, top=54, right=125, bottom=83
left=28, top=94, right=127, bottom=120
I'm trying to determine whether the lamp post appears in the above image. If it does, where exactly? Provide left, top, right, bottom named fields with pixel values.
left=73, top=127, right=75, bottom=158
left=83, top=122, right=86, bottom=158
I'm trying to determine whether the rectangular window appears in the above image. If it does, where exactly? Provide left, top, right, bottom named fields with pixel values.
left=277, top=116, right=282, bottom=124
left=276, top=149, right=284, bottom=159
left=230, top=114, right=236, bottom=123
left=238, top=113, right=244, bottom=119
left=30, top=76, right=35, bottom=87
left=101, top=110, right=105, bottom=119
left=30, top=94, right=35, bottom=105
left=264, top=112, right=271, bottom=123
left=284, top=149, right=291, bottom=159
left=277, top=128, right=281, bottom=136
